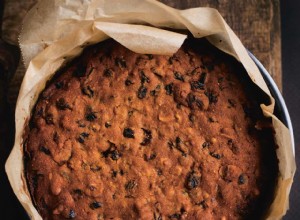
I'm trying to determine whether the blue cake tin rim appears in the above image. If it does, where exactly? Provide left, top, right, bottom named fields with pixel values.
left=248, top=51, right=295, bottom=155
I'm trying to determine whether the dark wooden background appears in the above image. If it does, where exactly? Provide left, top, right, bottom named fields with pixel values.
left=1, top=0, right=297, bottom=220
left=281, top=0, right=300, bottom=219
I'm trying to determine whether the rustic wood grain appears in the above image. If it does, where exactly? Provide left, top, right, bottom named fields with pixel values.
left=2, top=0, right=37, bottom=107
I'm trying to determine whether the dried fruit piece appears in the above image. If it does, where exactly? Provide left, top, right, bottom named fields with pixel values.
left=137, top=86, right=147, bottom=99
left=199, top=72, right=207, bottom=83
left=157, top=169, right=163, bottom=176
left=123, top=128, right=135, bottom=138
left=186, top=173, right=200, bottom=190
left=56, top=98, right=71, bottom=110
left=205, top=90, right=218, bottom=104
left=85, top=108, right=97, bottom=121
left=90, top=201, right=102, bottom=210
left=141, top=128, right=152, bottom=146
left=187, top=93, right=202, bottom=109
left=105, top=122, right=111, bottom=128
left=228, top=99, right=236, bottom=107
left=202, top=142, right=210, bottom=148
left=154, top=212, right=162, bottom=220
left=102, top=143, right=121, bottom=161
left=191, top=73, right=207, bottom=90
left=168, top=137, right=187, bottom=157
left=165, top=83, right=173, bottom=95
left=69, top=209, right=76, bottom=218
left=82, top=86, right=94, bottom=98
left=125, top=180, right=137, bottom=190
left=104, top=68, right=113, bottom=77
left=39, top=146, right=51, bottom=155
left=210, top=152, right=221, bottom=159
left=36, top=108, right=44, bottom=117
left=187, top=93, right=209, bottom=110
left=196, top=200, right=208, bottom=209
left=78, top=132, right=89, bottom=143
left=76, top=120, right=86, bottom=128
left=174, top=71, right=184, bottom=81
left=140, top=70, right=150, bottom=83
left=168, top=55, right=179, bottom=64
left=238, top=174, right=247, bottom=185
left=111, top=170, right=118, bottom=178
left=150, top=85, right=161, bottom=96
left=190, top=67, right=201, bottom=75
left=73, top=189, right=83, bottom=195
left=188, top=113, right=195, bottom=122
left=110, top=150, right=121, bottom=161
left=128, top=110, right=134, bottom=117
left=144, top=153, right=156, bottom=161
left=125, top=79, right=134, bottom=86
left=191, top=81, right=204, bottom=90
left=208, top=116, right=217, bottom=123
left=115, top=57, right=127, bottom=68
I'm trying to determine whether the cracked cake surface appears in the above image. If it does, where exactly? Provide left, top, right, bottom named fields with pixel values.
left=24, top=38, right=278, bottom=220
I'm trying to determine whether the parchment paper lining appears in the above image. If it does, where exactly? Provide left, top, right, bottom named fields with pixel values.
left=5, top=0, right=295, bottom=219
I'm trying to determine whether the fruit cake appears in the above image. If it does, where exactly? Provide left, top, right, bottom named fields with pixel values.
left=24, top=38, right=278, bottom=220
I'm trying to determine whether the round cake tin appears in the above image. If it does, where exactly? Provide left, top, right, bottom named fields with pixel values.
left=248, top=52, right=295, bottom=154
left=12, top=50, right=296, bottom=220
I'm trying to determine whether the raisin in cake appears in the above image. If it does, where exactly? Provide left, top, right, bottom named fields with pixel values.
left=24, top=38, right=278, bottom=220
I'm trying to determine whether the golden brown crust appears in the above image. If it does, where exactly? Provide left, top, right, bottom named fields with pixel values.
left=24, top=38, right=278, bottom=220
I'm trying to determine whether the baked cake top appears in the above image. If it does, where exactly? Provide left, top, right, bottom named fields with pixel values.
left=24, top=38, right=278, bottom=220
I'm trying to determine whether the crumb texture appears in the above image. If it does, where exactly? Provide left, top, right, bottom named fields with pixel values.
left=25, top=39, right=278, bottom=220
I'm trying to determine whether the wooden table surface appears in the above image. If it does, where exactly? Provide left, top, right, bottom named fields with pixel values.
left=0, top=0, right=282, bottom=219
